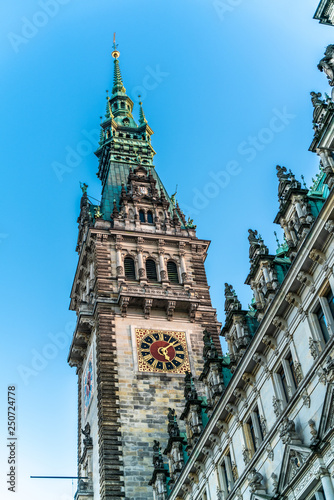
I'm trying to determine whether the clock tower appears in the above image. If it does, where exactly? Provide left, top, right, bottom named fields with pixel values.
left=68, top=41, right=221, bottom=500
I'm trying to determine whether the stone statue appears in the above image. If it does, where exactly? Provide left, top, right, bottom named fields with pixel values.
left=224, top=283, right=242, bottom=313
left=81, top=422, right=93, bottom=446
left=152, top=440, right=164, bottom=469
left=276, top=165, right=288, bottom=179
left=248, top=468, right=264, bottom=493
left=167, top=408, right=180, bottom=437
left=318, top=45, right=334, bottom=86
left=279, top=417, right=299, bottom=444
left=80, top=182, right=88, bottom=193
left=82, top=422, right=91, bottom=438
left=310, top=91, right=324, bottom=108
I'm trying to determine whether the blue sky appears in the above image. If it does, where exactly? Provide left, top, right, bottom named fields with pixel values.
left=0, top=1, right=333, bottom=498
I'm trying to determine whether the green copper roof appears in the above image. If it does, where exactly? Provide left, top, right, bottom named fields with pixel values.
left=100, top=164, right=171, bottom=220
left=112, top=58, right=126, bottom=95
left=91, top=44, right=187, bottom=228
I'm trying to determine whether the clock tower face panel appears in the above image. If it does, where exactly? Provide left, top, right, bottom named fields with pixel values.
left=135, top=328, right=191, bottom=374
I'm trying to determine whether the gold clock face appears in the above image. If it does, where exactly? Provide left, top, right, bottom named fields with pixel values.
left=136, top=329, right=190, bottom=374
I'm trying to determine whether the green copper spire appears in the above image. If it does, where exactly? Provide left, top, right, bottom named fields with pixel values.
left=111, top=33, right=126, bottom=95
left=138, top=96, right=148, bottom=124
left=105, top=91, right=113, bottom=119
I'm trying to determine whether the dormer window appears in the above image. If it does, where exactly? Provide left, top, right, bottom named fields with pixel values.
left=146, top=259, right=158, bottom=282
left=124, top=257, right=136, bottom=280
left=147, top=211, right=153, bottom=224
left=139, top=210, right=145, bottom=223
left=167, top=261, right=179, bottom=283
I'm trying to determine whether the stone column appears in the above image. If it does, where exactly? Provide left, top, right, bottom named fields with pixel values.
left=317, top=468, right=334, bottom=498
left=159, top=251, right=167, bottom=282
left=137, top=237, right=146, bottom=281
left=262, top=265, right=270, bottom=283
left=179, top=242, right=188, bottom=283
left=294, top=199, right=303, bottom=218
left=116, top=244, right=124, bottom=278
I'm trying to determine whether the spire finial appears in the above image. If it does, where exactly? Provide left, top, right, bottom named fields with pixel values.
left=301, top=175, right=307, bottom=189
left=274, top=231, right=280, bottom=248
left=112, top=32, right=120, bottom=59
left=111, top=38, right=126, bottom=94
left=138, top=94, right=148, bottom=124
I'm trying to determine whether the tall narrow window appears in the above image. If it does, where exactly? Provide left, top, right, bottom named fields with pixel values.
left=147, top=211, right=154, bottom=224
left=287, top=355, right=298, bottom=389
left=244, top=407, right=263, bottom=457
left=316, top=305, right=330, bottom=343
left=249, top=418, right=257, bottom=451
left=327, top=289, right=334, bottom=317
left=124, top=257, right=136, bottom=280
left=218, top=449, right=234, bottom=498
left=139, top=210, right=145, bottom=223
left=146, top=259, right=158, bottom=282
left=278, top=365, right=289, bottom=402
left=167, top=261, right=179, bottom=283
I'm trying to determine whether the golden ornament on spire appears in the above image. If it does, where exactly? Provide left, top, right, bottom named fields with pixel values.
left=112, top=32, right=120, bottom=59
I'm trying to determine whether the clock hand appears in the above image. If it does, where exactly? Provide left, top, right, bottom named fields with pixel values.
left=158, top=345, right=171, bottom=362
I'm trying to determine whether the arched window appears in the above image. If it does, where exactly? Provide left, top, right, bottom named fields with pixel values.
left=167, top=261, right=179, bottom=283
left=146, top=259, right=157, bottom=282
left=147, top=211, right=153, bottom=224
left=139, top=210, right=145, bottom=223
left=121, top=102, right=125, bottom=109
left=124, top=257, right=136, bottom=280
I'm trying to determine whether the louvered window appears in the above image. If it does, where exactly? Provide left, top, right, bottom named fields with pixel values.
left=124, top=257, right=136, bottom=280
left=146, top=259, right=157, bottom=281
left=147, top=211, right=153, bottom=224
left=167, top=261, right=179, bottom=283
left=139, top=210, right=145, bottom=222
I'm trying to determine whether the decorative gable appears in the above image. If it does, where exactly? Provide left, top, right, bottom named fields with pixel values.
left=278, top=443, right=312, bottom=493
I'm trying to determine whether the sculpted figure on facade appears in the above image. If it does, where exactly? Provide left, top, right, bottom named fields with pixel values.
left=318, top=44, right=334, bottom=86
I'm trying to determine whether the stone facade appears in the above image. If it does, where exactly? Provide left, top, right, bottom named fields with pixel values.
left=314, top=0, right=334, bottom=26
left=148, top=33, right=334, bottom=500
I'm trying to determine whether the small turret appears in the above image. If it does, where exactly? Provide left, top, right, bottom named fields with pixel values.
left=222, top=284, right=257, bottom=371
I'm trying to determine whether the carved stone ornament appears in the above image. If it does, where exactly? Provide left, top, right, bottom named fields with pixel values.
left=273, top=396, right=283, bottom=418
left=294, top=361, right=303, bottom=384
left=302, top=389, right=311, bottom=408
left=248, top=468, right=265, bottom=493
left=285, top=292, right=301, bottom=308
left=309, top=337, right=321, bottom=360
left=242, top=446, right=250, bottom=465
left=309, top=249, right=326, bottom=265
left=120, top=296, right=130, bottom=317
left=266, top=443, right=274, bottom=461
left=242, top=372, right=255, bottom=385
left=279, top=417, right=300, bottom=444
left=325, top=220, right=334, bottom=233
left=318, top=44, right=334, bottom=87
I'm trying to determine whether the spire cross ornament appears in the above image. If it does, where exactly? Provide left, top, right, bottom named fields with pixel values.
left=274, top=231, right=280, bottom=248
left=112, top=32, right=120, bottom=59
